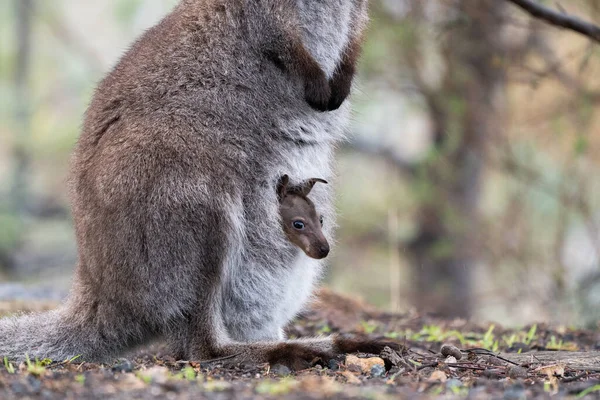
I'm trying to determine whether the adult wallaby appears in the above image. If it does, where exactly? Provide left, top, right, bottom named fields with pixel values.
left=0, top=0, right=397, bottom=369
left=277, top=175, right=330, bottom=259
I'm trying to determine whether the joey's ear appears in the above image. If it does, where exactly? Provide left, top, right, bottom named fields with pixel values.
left=277, top=175, right=290, bottom=202
left=297, top=178, right=328, bottom=197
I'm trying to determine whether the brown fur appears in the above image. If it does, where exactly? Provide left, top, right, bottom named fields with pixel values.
left=328, top=35, right=365, bottom=110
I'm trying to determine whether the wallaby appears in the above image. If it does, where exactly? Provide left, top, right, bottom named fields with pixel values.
left=0, top=0, right=398, bottom=369
left=277, top=175, right=329, bottom=259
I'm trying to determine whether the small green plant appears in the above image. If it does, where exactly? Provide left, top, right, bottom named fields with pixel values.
left=203, top=380, right=232, bottom=392
left=135, top=371, right=153, bottom=384
left=359, top=320, right=378, bottom=334
left=449, top=385, right=468, bottom=397
left=3, top=357, right=15, bottom=374
left=524, top=324, right=537, bottom=345
left=502, top=333, right=517, bottom=348
left=577, top=384, right=600, bottom=399
left=75, top=374, right=86, bottom=384
left=39, top=358, right=53, bottom=367
left=65, top=355, right=82, bottom=364
left=429, top=385, right=444, bottom=396
left=547, top=336, right=563, bottom=350
left=408, top=359, right=422, bottom=367
left=175, top=366, right=197, bottom=381
left=482, top=325, right=496, bottom=350
left=25, top=354, right=47, bottom=376
left=255, top=378, right=298, bottom=396
left=317, top=324, right=331, bottom=335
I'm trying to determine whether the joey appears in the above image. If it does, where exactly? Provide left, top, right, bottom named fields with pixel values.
left=277, top=175, right=329, bottom=259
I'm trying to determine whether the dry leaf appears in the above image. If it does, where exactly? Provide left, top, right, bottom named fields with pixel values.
left=341, top=370, right=361, bottom=384
left=534, top=364, right=565, bottom=379
left=428, top=370, right=448, bottom=383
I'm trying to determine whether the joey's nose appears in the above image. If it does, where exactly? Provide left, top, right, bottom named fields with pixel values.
left=318, top=244, right=330, bottom=258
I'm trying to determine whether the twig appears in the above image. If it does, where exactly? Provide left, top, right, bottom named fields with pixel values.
left=561, top=371, right=588, bottom=383
left=464, top=348, right=520, bottom=366
left=506, top=0, right=600, bottom=43
left=198, top=352, right=243, bottom=366
left=417, top=362, right=439, bottom=370
left=445, top=363, right=487, bottom=371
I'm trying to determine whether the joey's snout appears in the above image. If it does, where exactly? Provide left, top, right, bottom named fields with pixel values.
left=287, top=228, right=330, bottom=260
left=315, top=242, right=330, bottom=259
left=305, top=237, right=330, bottom=260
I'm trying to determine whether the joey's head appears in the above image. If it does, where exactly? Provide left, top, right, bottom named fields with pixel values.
left=277, top=175, right=329, bottom=259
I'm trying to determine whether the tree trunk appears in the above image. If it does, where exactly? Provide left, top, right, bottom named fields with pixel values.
left=409, top=0, right=508, bottom=317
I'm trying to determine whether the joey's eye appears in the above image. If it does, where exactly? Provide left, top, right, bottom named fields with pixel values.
left=319, top=216, right=324, bottom=227
left=293, top=221, right=305, bottom=230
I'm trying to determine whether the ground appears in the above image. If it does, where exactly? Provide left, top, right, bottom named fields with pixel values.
left=1, top=288, right=599, bottom=399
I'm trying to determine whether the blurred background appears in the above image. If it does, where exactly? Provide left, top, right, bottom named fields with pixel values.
left=0, top=0, right=598, bottom=327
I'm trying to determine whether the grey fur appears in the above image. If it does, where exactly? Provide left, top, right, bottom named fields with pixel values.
left=0, top=0, right=394, bottom=368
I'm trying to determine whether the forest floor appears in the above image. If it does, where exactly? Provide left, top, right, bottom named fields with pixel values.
left=1, top=288, right=599, bottom=399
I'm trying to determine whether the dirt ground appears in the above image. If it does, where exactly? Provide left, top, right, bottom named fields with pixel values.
left=1, top=288, right=599, bottom=399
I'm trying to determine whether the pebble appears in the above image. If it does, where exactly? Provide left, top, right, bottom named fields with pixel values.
left=482, top=368, right=503, bottom=379
left=270, top=364, right=292, bottom=377
left=507, top=366, right=528, bottom=379
left=345, top=355, right=385, bottom=374
left=440, top=344, right=462, bottom=360
left=370, top=364, right=386, bottom=378
left=328, top=359, right=341, bottom=371
left=112, top=359, right=134, bottom=373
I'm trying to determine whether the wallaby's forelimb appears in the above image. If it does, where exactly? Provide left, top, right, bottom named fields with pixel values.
left=328, top=35, right=365, bottom=111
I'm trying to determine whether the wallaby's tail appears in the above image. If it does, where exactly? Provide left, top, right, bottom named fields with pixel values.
left=0, top=304, right=107, bottom=362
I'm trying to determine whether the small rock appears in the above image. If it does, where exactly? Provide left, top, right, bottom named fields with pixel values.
left=370, top=364, right=386, bottom=378
left=444, top=355, right=458, bottom=371
left=345, top=355, right=385, bottom=374
left=507, top=366, right=528, bottom=379
left=482, top=355, right=505, bottom=366
left=482, top=368, right=503, bottom=379
left=440, top=344, right=462, bottom=360
left=112, top=359, right=134, bottom=373
left=270, top=364, right=292, bottom=377
left=328, top=359, right=341, bottom=371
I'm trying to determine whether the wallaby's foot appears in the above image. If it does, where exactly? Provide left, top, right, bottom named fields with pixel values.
left=333, top=335, right=403, bottom=356
left=304, top=70, right=331, bottom=112
left=264, top=336, right=401, bottom=370
left=266, top=342, right=334, bottom=370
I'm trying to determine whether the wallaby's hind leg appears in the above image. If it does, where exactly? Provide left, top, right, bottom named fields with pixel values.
left=188, top=309, right=401, bottom=370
